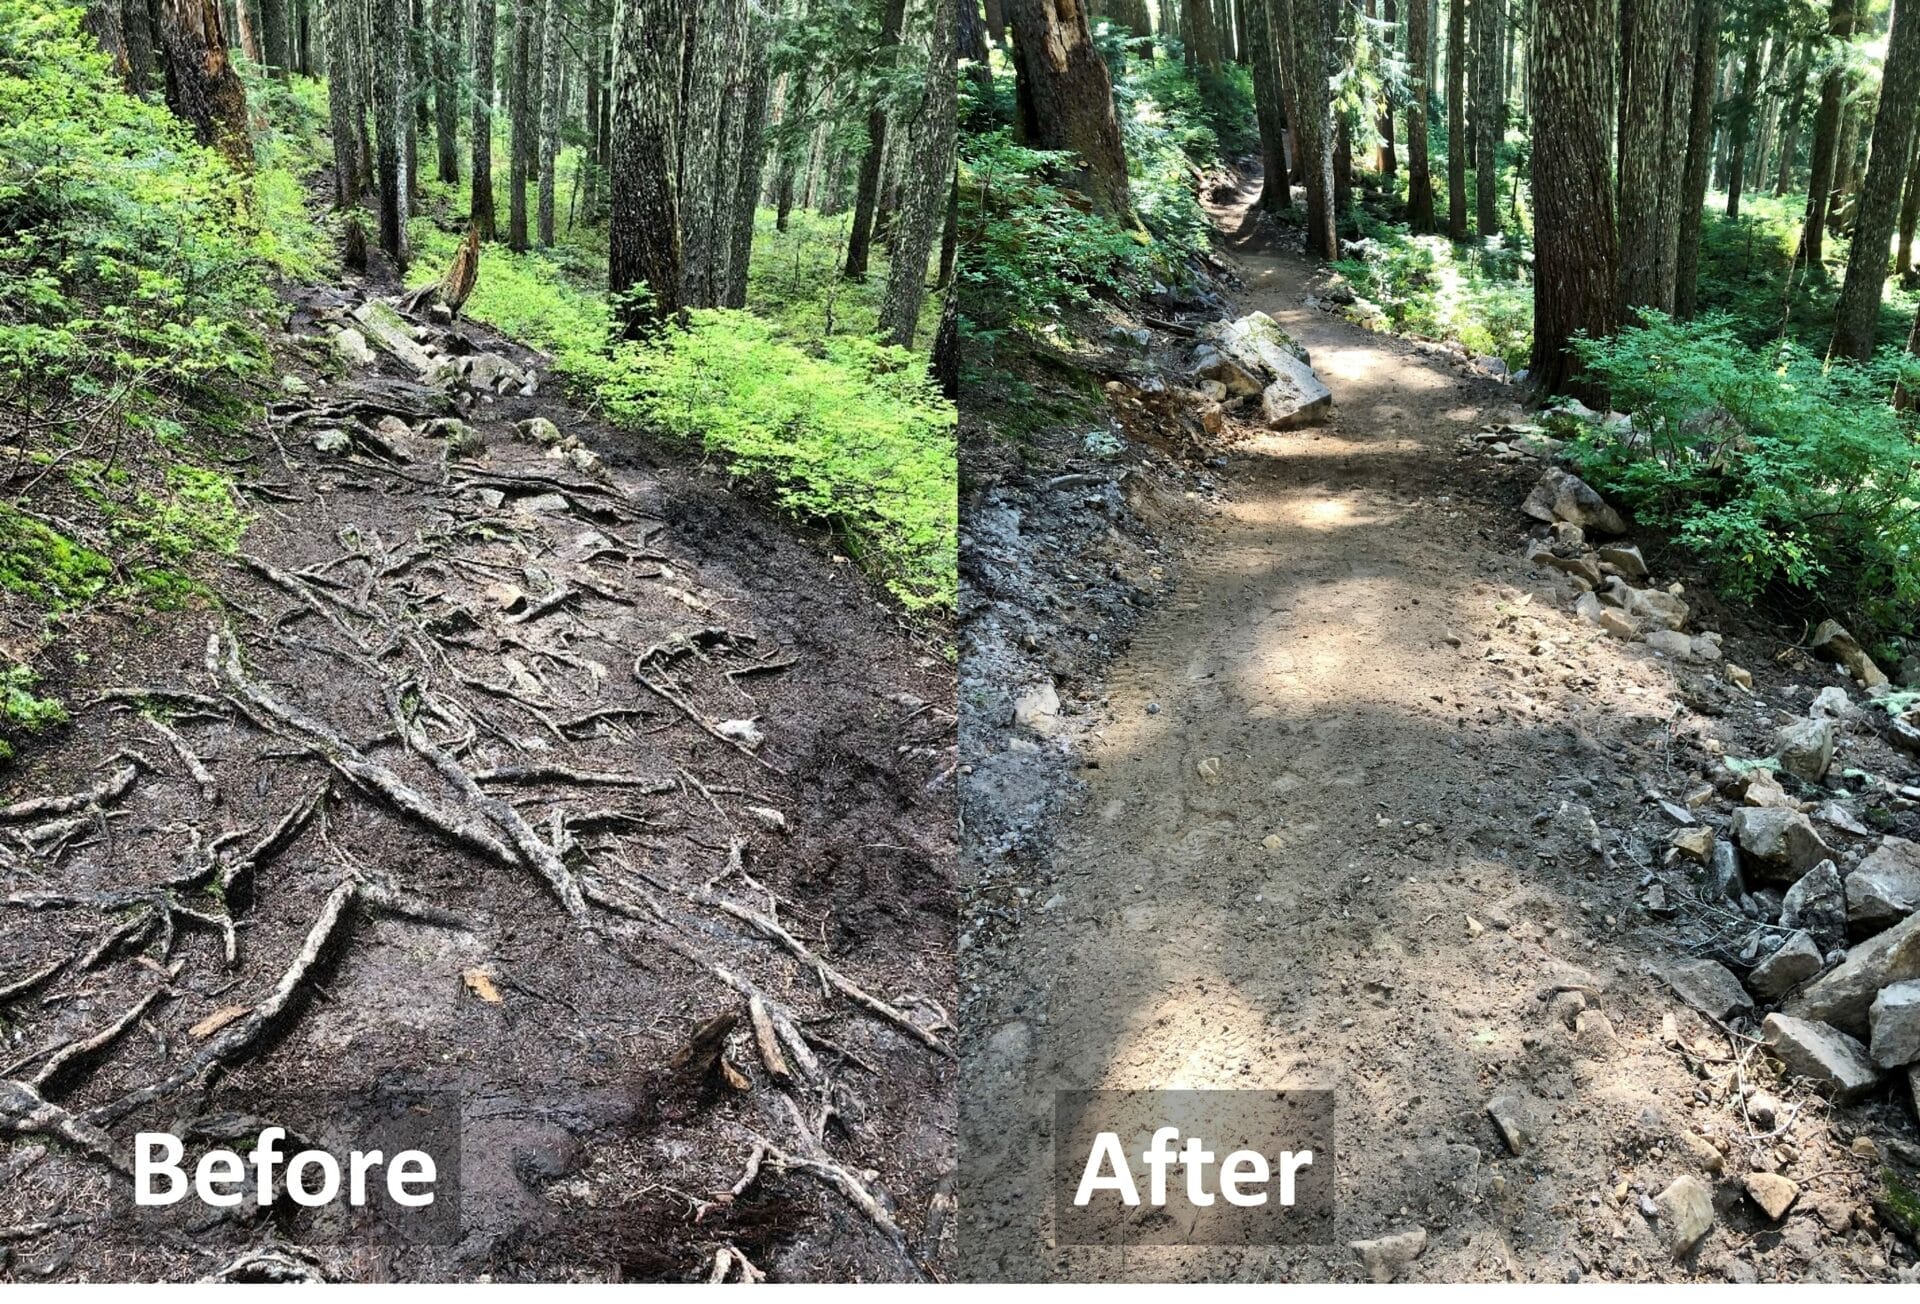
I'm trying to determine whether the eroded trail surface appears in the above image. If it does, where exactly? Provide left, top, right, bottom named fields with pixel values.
left=960, top=188, right=1917, bottom=1282
left=1, top=260, right=955, bottom=1281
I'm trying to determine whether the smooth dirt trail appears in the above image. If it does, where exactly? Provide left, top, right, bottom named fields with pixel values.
left=960, top=186, right=1775, bottom=1282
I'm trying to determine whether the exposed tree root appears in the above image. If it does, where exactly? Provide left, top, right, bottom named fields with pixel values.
left=30, top=984, right=169, bottom=1093
left=0, top=1079, right=120, bottom=1168
left=634, top=669, right=784, bottom=773
left=0, top=760, right=143, bottom=823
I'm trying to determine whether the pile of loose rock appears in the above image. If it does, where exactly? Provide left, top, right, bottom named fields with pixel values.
left=1183, top=311, right=1334, bottom=432
left=1517, top=461, right=1920, bottom=1126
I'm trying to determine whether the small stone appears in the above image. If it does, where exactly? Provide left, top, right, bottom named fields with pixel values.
left=1868, top=980, right=1920, bottom=1068
left=1465, top=914, right=1485, bottom=938
left=1726, top=664, right=1754, bottom=690
left=716, top=719, right=765, bottom=750
left=1743, top=1172, right=1798, bottom=1221
left=1262, top=833, right=1283, bottom=852
left=1521, top=467, right=1629, bottom=534
left=1661, top=957, right=1753, bottom=1021
left=1013, top=681, right=1061, bottom=735
left=1670, top=826, right=1716, bottom=862
left=1810, top=686, right=1856, bottom=721
left=330, top=326, right=376, bottom=367
left=1747, top=931, right=1824, bottom=1000
left=1680, top=1131, right=1726, bottom=1175
left=1760, top=1013, right=1885, bottom=1102
left=1196, top=756, right=1221, bottom=781
left=282, top=373, right=313, bottom=396
left=1652, top=1174, right=1714, bottom=1256
left=1574, top=1008, right=1621, bottom=1057
left=1846, top=837, right=1920, bottom=934
left=1775, top=717, right=1838, bottom=783
left=1349, top=1227, right=1427, bottom=1282
left=1600, top=608, right=1640, bottom=641
left=1646, top=628, right=1694, bottom=659
left=518, top=492, right=572, bottom=515
left=746, top=806, right=788, bottom=834
left=1596, top=542, right=1649, bottom=579
left=1486, top=1095, right=1534, bottom=1154
left=1732, top=808, right=1833, bottom=881
left=1811, top=619, right=1889, bottom=690
left=310, top=427, right=351, bottom=454
left=515, top=416, right=564, bottom=446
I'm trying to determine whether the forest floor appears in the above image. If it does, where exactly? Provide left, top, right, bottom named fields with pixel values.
left=958, top=178, right=1920, bottom=1283
left=0, top=221, right=956, bottom=1282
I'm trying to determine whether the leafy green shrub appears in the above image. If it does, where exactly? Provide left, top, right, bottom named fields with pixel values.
left=1332, top=221, right=1532, bottom=369
left=597, top=309, right=957, bottom=612
left=1566, top=312, right=1920, bottom=634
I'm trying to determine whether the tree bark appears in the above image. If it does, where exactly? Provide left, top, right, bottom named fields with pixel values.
left=1006, top=0, right=1133, bottom=217
left=1271, top=0, right=1335, bottom=254
left=1183, top=0, right=1222, bottom=70
left=1447, top=0, right=1468, bottom=239
left=257, top=0, right=290, bottom=75
left=471, top=0, right=499, bottom=238
left=1531, top=0, right=1620, bottom=400
left=846, top=0, right=910, bottom=280
left=1831, top=0, right=1920, bottom=360
left=1725, top=28, right=1759, bottom=217
left=1798, top=0, right=1859, bottom=270
left=1774, top=41, right=1808, bottom=195
left=679, top=0, right=746, bottom=304
left=154, top=0, right=254, bottom=169
left=1898, top=131, right=1920, bottom=282
left=1381, top=0, right=1399, bottom=184
left=1616, top=0, right=1691, bottom=315
left=610, top=0, right=684, bottom=333
left=723, top=8, right=773, bottom=307
left=1673, top=0, right=1719, bottom=319
left=1246, top=0, right=1294, bottom=212
left=433, top=0, right=462, bottom=184
left=508, top=0, right=537, bottom=250
left=1472, top=0, right=1500, bottom=236
left=536, top=0, right=564, bottom=245
left=323, top=0, right=359, bottom=205
left=880, top=0, right=957, bottom=346
left=371, top=0, right=411, bottom=267
left=1407, top=0, right=1435, bottom=228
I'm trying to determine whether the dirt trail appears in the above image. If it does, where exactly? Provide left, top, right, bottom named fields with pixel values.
left=959, top=184, right=1909, bottom=1283
left=1, top=242, right=955, bottom=1281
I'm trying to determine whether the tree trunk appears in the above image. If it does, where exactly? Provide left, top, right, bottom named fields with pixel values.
left=123, top=0, right=156, bottom=93
left=257, top=0, right=289, bottom=75
left=846, top=0, right=910, bottom=280
left=1616, top=0, right=1691, bottom=315
left=1531, top=0, right=1620, bottom=400
left=508, top=0, right=537, bottom=250
left=1674, top=0, right=1719, bottom=318
left=1798, top=0, right=1859, bottom=271
left=1472, top=0, right=1500, bottom=236
left=1184, top=0, right=1222, bottom=70
left=1407, top=0, right=1434, bottom=228
left=1898, top=131, right=1920, bottom=283
left=1725, top=29, right=1759, bottom=217
left=1831, top=0, right=1920, bottom=360
left=1381, top=0, right=1399, bottom=184
left=723, top=10, right=773, bottom=307
left=936, top=171, right=960, bottom=288
left=154, top=0, right=254, bottom=169
left=680, top=0, right=746, bottom=304
left=1006, top=0, right=1133, bottom=217
left=371, top=0, right=411, bottom=268
left=433, top=0, right=462, bottom=184
left=471, top=0, right=499, bottom=239
left=1246, top=0, right=1294, bottom=211
left=880, top=0, right=957, bottom=346
left=609, top=0, right=683, bottom=333
left=1447, top=0, right=1468, bottom=238
left=535, top=0, right=563, bottom=245
left=931, top=283, right=959, bottom=400
left=1774, top=42, right=1808, bottom=195
left=323, top=0, right=359, bottom=205
left=231, top=0, right=261, bottom=64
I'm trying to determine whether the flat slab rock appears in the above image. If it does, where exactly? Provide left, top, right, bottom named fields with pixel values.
left=1785, top=908, right=1920, bottom=1036
left=1868, top=980, right=1920, bottom=1069
left=1761, top=1012, right=1884, bottom=1102
left=1207, top=312, right=1333, bottom=430
left=1847, top=837, right=1920, bottom=934
left=1660, top=957, right=1752, bottom=1022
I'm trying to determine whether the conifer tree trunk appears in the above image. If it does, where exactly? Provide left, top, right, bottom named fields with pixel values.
left=1774, top=43, right=1808, bottom=195
left=879, top=0, right=956, bottom=346
left=1005, top=0, right=1133, bottom=216
left=123, top=0, right=156, bottom=92
left=1381, top=0, right=1399, bottom=183
left=536, top=0, right=564, bottom=245
left=1407, top=0, right=1435, bottom=228
left=1674, top=0, right=1720, bottom=318
left=1446, top=0, right=1468, bottom=239
left=508, top=0, right=536, bottom=249
left=1246, top=0, right=1293, bottom=211
left=1798, top=0, right=1858, bottom=269
left=1531, top=0, right=1619, bottom=400
left=1898, top=134, right=1920, bottom=282
left=1272, top=0, right=1336, bottom=255
left=845, top=0, right=910, bottom=281
left=257, top=0, right=290, bottom=75
left=610, top=0, right=683, bottom=332
left=324, top=0, right=360, bottom=205
left=723, top=25, right=773, bottom=307
left=1725, top=29, right=1759, bottom=217
left=471, top=0, right=499, bottom=238
left=1831, top=0, right=1920, bottom=359
left=155, top=0, right=254, bottom=168
left=433, top=0, right=462, bottom=184
left=1617, top=0, right=1691, bottom=314
left=1472, top=0, right=1500, bottom=235
left=371, top=0, right=411, bottom=267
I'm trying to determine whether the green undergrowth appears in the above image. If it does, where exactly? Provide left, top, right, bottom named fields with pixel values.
left=1331, top=213, right=1533, bottom=370
left=0, top=2, right=329, bottom=758
left=404, top=205, right=957, bottom=616
left=1561, top=312, right=1920, bottom=645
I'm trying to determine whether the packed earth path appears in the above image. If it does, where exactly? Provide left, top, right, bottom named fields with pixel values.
left=959, top=180, right=1920, bottom=1283
left=0, top=218, right=957, bottom=1282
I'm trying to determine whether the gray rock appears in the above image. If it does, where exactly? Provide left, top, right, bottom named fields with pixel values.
left=515, top=416, right=563, bottom=446
left=1259, top=369, right=1334, bottom=430
left=1013, top=681, right=1061, bottom=735
left=1846, top=837, right=1920, bottom=934
left=1760, top=1013, right=1884, bottom=1102
left=1748, top=931, right=1824, bottom=1001
left=716, top=719, right=765, bottom=750
left=1621, top=584, right=1689, bottom=632
left=1522, top=467, right=1629, bottom=535
left=1811, top=619, right=1890, bottom=690
left=1525, top=541, right=1605, bottom=587
left=310, top=427, right=351, bottom=454
left=1868, top=980, right=1920, bottom=1068
left=330, top=326, right=376, bottom=367
left=1600, top=608, right=1640, bottom=641
left=1486, top=1095, right=1534, bottom=1154
left=1732, top=808, right=1832, bottom=882
left=1652, top=1174, right=1714, bottom=1255
left=1646, top=628, right=1695, bottom=658
left=350, top=299, right=437, bottom=374
left=1787, top=908, right=1920, bottom=1036
left=1781, top=860, right=1848, bottom=951
left=1349, top=1227, right=1427, bottom=1282
left=1596, top=542, right=1649, bottom=579
left=1189, top=347, right=1264, bottom=398
left=1810, top=686, right=1857, bottom=721
left=1775, top=717, right=1838, bottom=783
left=1706, top=840, right=1747, bottom=904
left=1661, top=957, right=1752, bottom=1021
left=517, top=492, right=571, bottom=515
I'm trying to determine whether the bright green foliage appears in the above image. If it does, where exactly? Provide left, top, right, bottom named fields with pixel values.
left=1565, top=313, right=1920, bottom=635
left=1332, top=224, right=1533, bottom=370
left=0, top=506, right=112, bottom=611
left=597, top=310, right=957, bottom=612
left=0, top=660, right=68, bottom=762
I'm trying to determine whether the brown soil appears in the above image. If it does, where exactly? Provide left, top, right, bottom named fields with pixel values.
left=957, top=181, right=1920, bottom=1283
left=0, top=253, right=955, bottom=1282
